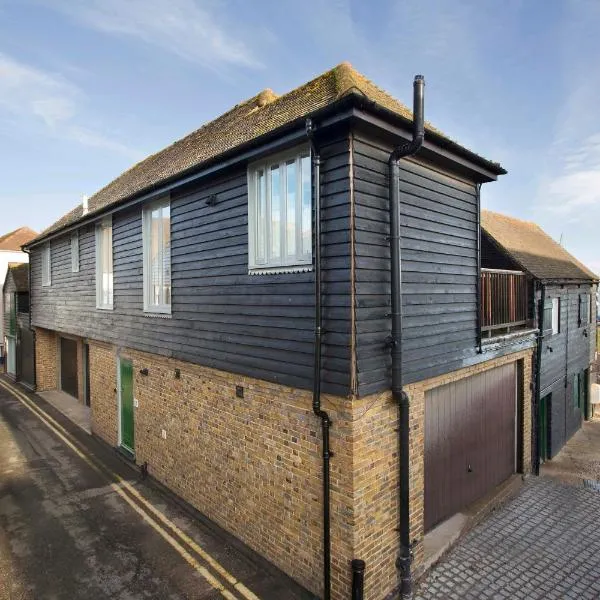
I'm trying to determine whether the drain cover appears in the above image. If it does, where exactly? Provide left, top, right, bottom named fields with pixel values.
left=584, top=479, right=600, bottom=492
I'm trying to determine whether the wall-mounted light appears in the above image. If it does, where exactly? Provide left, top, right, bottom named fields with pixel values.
left=139, top=368, right=149, bottom=376
left=205, top=194, right=218, bottom=206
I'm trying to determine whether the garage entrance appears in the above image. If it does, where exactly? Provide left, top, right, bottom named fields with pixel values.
left=60, top=337, right=79, bottom=399
left=424, top=362, right=517, bottom=531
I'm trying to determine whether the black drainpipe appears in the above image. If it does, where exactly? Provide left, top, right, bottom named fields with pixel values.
left=533, top=282, right=545, bottom=476
left=476, top=183, right=483, bottom=353
left=306, top=118, right=332, bottom=600
left=388, top=75, right=425, bottom=599
left=23, top=247, right=36, bottom=389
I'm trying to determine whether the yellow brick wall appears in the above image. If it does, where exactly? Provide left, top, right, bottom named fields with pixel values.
left=89, top=346, right=356, bottom=598
left=351, top=348, right=534, bottom=599
left=87, top=342, right=533, bottom=600
left=34, top=327, right=57, bottom=391
left=89, top=342, right=118, bottom=446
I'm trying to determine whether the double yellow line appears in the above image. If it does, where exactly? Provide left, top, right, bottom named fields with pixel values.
left=0, top=378, right=261, bottom=600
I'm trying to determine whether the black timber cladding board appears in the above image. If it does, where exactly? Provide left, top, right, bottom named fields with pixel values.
left=539, top=283, right=595, bottom=455
left=30, top=133, right=352, bottom=395
left=352, top=130, right=484, bottom=394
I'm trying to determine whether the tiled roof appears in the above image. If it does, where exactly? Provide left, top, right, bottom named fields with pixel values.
left=482, top=210, right=597, bottom=281
left=0, top=227, right=37, bottom=251
left=5, top=263, right=29, bottom=292
left=32, top=63, right=504, bottom=244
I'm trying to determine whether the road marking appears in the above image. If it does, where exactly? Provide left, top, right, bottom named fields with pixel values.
left=0, top=378, right=260, bottom=600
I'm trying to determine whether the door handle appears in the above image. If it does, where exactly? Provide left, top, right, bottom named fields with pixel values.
left=467, top=464, right=473, bottom=473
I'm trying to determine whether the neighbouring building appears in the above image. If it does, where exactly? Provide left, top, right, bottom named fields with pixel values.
left=2, top=263, right=34, bottom=387
left=481, top=210, right=597, bottom=461
left=0, top=227, right=36, bottom=364
left=25, top=64, right=537, bottom=600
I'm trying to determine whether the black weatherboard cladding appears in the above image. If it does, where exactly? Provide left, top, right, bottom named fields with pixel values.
left=352, top=128, right=482, bottom=396
left=30, top=132, right=352, bottom=396
left=540, top=283, right=596, bottom=456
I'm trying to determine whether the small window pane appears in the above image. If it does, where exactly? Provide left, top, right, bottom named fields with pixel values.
left=552, top=297, right=560, bottom=334
left=286, top=160, right=296, bottom=256
left=256, top=170, right=266, bottom=263
left=162, top=204, right=171, bottom=306
left=151, top=208, right=161, bottom=305
left=42, top=244, right=51, bottom=286
left=71, top=233, right=79, bottom=273
left=301, top=155, right=311, bottom=257
left=270, top=166, right=281, bottom=260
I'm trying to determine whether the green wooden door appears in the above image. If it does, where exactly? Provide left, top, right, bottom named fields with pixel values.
left=538, top=394, right=549, bottom=463
left=119, top=358, right=135, bottom=453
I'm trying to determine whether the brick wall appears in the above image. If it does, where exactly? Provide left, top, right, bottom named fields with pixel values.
left=34, top=327, right=57, bottom=391
left=351, top=348, right=534, bottom=599
left=87, top=342, right=533, bottom=600
left=89, top=342, right=118, bottom=446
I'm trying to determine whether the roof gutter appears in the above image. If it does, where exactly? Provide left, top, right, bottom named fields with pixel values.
left=27, top=90, right=505, bottom=250
left=24, top=98, right=358, bottom=250
left=388, top=75, right=425, bottom=600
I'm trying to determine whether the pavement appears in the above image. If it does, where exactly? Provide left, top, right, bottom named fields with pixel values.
left=415, top=419, right=600, bottom=600
left=0, top=376, right=315, bottom=600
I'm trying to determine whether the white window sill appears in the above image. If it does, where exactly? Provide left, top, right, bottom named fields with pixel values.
left=96, top=305, right=114, bottom=311
left=249, top=265, right=313, bottom=275
left=143, top=309, right=172, bottom=318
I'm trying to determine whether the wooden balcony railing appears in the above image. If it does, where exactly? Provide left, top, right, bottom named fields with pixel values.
left=481, top=268, right=528, bottom=335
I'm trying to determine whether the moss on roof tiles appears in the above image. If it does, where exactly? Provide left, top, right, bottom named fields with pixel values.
left=33, top=63, right=502, bottom=243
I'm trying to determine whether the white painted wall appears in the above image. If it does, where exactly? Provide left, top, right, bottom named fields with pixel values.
left=1, top=250, right=29, bottom=354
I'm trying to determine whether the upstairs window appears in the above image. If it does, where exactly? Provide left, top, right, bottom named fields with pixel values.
left=248, top=147, right=312, bottom=273
left=142, top=199, right=171, bottom=314
left=543, top=297, right=560, bottom=336
left=71, top=231, right=79, bottom=273
left=95, top=217, right=113, bottom=309
left=42, top=243, right=51, bottom=286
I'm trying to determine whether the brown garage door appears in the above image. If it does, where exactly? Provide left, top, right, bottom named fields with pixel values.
left=60, top=337, right=78, bottom=399
left=424, top=363, right=516, bottom=531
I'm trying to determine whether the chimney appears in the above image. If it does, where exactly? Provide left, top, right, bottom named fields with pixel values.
left=82, top=195, right=89, bottom=216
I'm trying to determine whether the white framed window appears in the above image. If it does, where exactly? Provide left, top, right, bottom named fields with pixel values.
left=95, top=217, right=113, bottom=309
left=42, top=243, right=51, bottom=286
left=142, top=198, right=171, bottom=314
left=551, top=297, right=560, bottom=335
left=543, top=297, right=560, bottom=336
left=248, top=146, right=312, bottom=273
left=71, top=231, right=79, bottom=273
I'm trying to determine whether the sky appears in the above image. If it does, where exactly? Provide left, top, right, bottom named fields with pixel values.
left=1, top=0, right=599, bottom=271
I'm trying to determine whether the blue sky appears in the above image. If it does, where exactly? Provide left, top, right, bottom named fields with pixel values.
left=1, top=0, right=599, bottom=271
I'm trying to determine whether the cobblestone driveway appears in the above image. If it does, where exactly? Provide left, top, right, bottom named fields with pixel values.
left=415, top=477, right=600, bottom=600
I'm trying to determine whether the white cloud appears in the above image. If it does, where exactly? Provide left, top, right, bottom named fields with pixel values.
left=49, top=0, right=264, bottom=71
left=0, top=53, right=78, bottom=127
left=0, top=53, right=140, bottom=158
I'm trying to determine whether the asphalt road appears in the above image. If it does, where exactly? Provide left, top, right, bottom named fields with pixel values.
left=0, top=377, right=314, bottom=600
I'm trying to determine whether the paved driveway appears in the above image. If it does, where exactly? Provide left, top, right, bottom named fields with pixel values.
left=416, top=420, right=600, bottom=600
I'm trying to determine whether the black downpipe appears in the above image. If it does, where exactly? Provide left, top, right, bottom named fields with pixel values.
left=389, top=75, right=425, bottom=600
left=351, top=559, right=366, bottom=600
left=23, top=247, right=36, bottom=389
left=476, top=183, right=483, bottom=353
left=306, top=118, right=332, bottom=600
left=533, top=283, right=545, bottom=476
